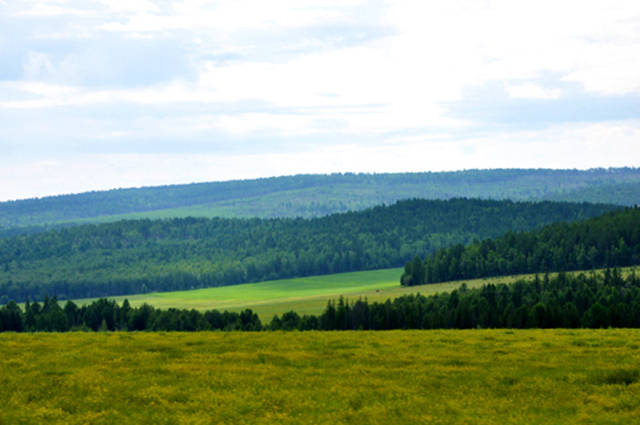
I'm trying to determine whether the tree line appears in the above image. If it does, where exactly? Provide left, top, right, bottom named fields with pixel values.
left=2, top=268, right=639, bottom=332
left=272, top=269, right=640, bottom=330
left=1, top=199, right=617, bottom=303
left=0, top=297, right=262, bottom=332
left=402, top=207, right=640, bottom=286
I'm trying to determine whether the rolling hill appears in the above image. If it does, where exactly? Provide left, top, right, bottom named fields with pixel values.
left=0, top=198, right=618, bottom=302
left=403, top=206, right=640, bottom=285
left=1, top=167, right=639, bottom=233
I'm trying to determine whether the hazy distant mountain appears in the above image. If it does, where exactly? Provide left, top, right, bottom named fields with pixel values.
left=1, top=168, right=639, bottom=232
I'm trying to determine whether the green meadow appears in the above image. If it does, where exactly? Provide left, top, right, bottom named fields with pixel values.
left=72, top=268, right=534, bottom=319
left=73, top=268, right=401, bottom=316
left=1, top=330, right=639, bottom=424
left=70, top=267, right=639, bottom=321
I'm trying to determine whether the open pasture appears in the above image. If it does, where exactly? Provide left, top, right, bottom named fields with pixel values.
left=73, top=267, right=532, bottom=319
left=1, top=329, right=639, bottom=424
left=73, top=268, right=400, bottom=311
left=72, top=267, right=639, bottom=321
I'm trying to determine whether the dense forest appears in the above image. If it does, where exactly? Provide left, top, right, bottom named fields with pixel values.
left=281, top=268, right=640, bottom=330
left=402, top=207, right=640, bottom=285
left=2, top=269, right=638, bottom=332
left=0, top=199, right=618, bottom=303
left=1, top=167, right=638, bottom=231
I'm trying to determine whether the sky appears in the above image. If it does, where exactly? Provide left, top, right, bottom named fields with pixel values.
left=1, top=0, right=640, bottom=201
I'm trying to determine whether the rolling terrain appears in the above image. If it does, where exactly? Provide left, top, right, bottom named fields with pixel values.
left=71, top=268, right=405, bottom=317
left=0, top=199, right=618, bottom=303
left=2, top=167, right=639, bottom=232
left=68, top=266, right=639, bottom=321
left=4, top=261, right=639, bottom=332
left=405, top=206, right=640, bottom=285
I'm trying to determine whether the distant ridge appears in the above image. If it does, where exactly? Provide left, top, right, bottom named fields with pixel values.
left=1, top=168, right=639, bottom=231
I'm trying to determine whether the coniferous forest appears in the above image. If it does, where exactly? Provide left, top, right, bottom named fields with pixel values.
left=2, top=268, right=638, bottom=332
left=0, top=199, right=617, bottom=303
left=401, top=207, right=640, bottom=285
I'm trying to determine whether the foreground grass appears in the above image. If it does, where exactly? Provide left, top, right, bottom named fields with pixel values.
left=1, top=330, right=639, bottom=424
left=73, top=266, right=639, bottom=321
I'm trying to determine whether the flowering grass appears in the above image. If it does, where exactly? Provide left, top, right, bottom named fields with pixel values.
left=1, top=329, right=639, bottom=424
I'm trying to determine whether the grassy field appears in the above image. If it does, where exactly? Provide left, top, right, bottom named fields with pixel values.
left=1, top=330, right=639, bottom=424
left=73, top=268, right=403, bottom=316
left=73, top=266, right=639, bottom=321
left=73, top=268, right=537, bottom=320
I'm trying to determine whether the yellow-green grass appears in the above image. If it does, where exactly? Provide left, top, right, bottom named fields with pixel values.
left=72, top=268, right=526, bottom=320
left=1, top=330, right=639, bottom=424
left=72, top=266, right=639, bottom=321
left=73, top=268, right=404, bottom=315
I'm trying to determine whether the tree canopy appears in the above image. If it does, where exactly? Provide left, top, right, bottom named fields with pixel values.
left=0, top=199, right=618, bottom=302
left=402, top=207, right=640, bottom=285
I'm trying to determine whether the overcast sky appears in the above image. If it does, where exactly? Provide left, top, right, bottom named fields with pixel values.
left=1, top=0, right=640, bottom=201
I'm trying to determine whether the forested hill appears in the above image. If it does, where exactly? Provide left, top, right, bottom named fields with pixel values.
left=402, top=207, right=640, bottom=286
left=542, top=181, right=640, bottom=206
left=2, top=268, right=639, bottom=331
left=0, top=199, right=619, bottom=303
left=1, top=167, right=639, bottom=231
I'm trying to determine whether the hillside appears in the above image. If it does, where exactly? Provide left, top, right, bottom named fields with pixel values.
left=542, top=181, right=640, bottom=205
left=402, top=206, right=640, bottom=285
left=65, top=266, right=637, bottom=321
left=1, top=167, right=639, bottom=231
left=0, top=198, right=618, bottom=302
left=3, top=266, right=639, bottom=332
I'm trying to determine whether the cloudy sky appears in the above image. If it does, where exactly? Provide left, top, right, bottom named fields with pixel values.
left=1, top=0, right=640, bottom=201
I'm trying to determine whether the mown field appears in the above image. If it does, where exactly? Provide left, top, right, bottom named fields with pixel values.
left=75, top=268, right=400, bottom=320
left=72, top=266, right=639, bottom=321
left=72, top=268, right=532, bottom=320
left=1, top=330, right=639, bottom=424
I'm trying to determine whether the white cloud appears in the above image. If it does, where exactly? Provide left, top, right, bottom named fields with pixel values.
left=22, top=52, right=56, bottom=79
left=99, top=0, right=160, bottom=14
left=507, top=84, right=562, bottom=100
left=2, top=0, right=640, bottom=199
left=2, top=120, right=639, bottom=202
left=99, top=0, right=368, bottom=33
